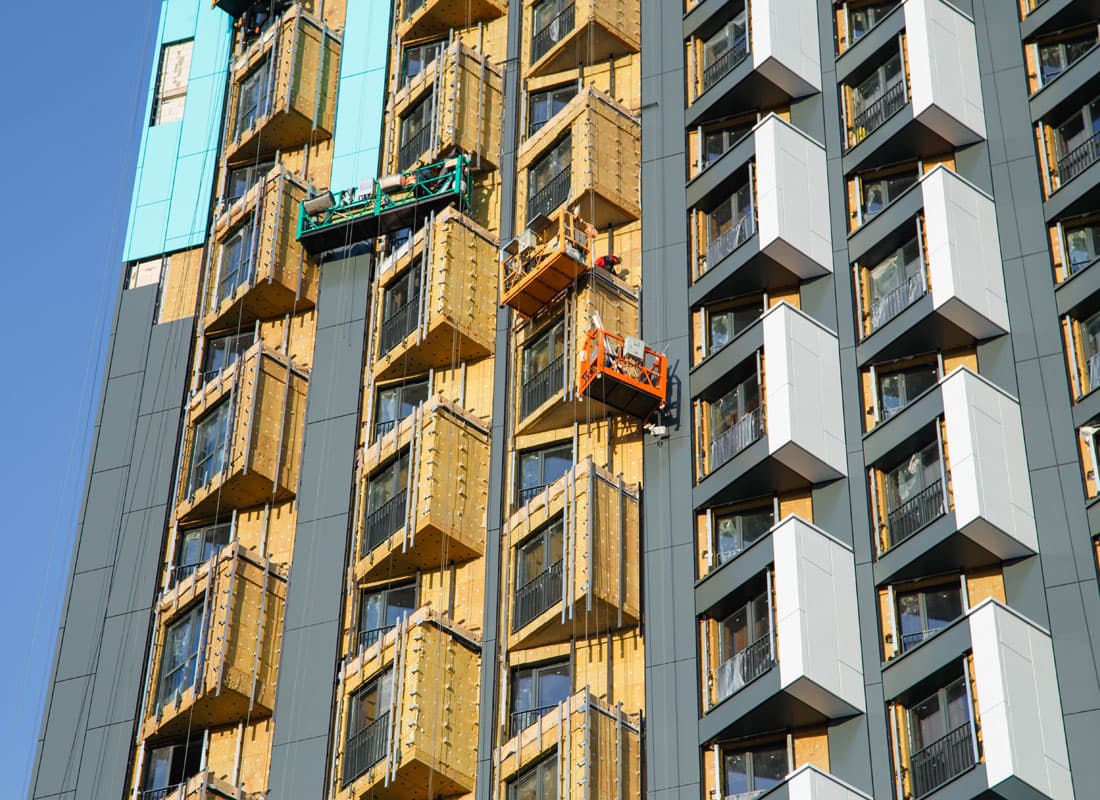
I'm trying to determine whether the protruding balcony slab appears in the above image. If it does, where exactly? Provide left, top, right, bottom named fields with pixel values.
left=526, top=0, right=640, bottom=78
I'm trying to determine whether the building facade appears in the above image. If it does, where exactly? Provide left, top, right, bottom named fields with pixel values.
left=28, top=1, right=1100, bottom=800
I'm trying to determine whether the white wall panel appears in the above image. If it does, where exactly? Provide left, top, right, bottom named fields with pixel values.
left=751, top=0, right=821, bottom=97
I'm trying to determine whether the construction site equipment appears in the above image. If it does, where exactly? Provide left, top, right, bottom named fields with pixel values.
left=500, top=210, right=595, bottom=318
left=397, top=0, right=506, bottom=40
left=297, top=156, right=472, bottom=254
left=579, top=329, right=667, bottom=419
left=527, top=0, right=640, bottom=77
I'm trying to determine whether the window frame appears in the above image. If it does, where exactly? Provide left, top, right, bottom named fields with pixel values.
left=200, top=330, right=256, bottom=385
left=528, top=83, right=578, bottom=137
left=711, top=499, right=775, bottom=568
left=234, top=58, right=271, bottom=137
left=875, top=355, right=940, bottom=422
left=719, top=737, right=790, bottom=797
left=528, top=135, right=572, bottom=207
left=516, top=443, right=573, bottom=504
left=374, top=379, right=430, bottom=440
left=187, top=399, right=233, bottom=496
left=508, top=752, right=559, bottom=800
left=151, top=39, right=194, bottom=126
left=894, top=578, right=965, bottom=653
left=224, top=158, right=275, bottom=205
left=357, top=580, right=417, bottom=650
left=703, top=296, right=764, bottom=357
left=510, top=657, right=571, bottom=735
left=173, top=521, right=232, bottom=583
left=156, top=601, right=205, bottom=709
left=215, top=216, right=256, bottom=306
left=401, top=38, right=445, bottom=85
left=343, top=669, right=395, bottom=784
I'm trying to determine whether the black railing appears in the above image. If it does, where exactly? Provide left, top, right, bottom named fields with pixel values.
left=379, top=300, right=420, bottom=355
left=849, top=79, right=907, bottom=146
left=513, top=559, right=564, bottom=631
left=1057, top=130, right=1100, bottom=185
left=707, top=209, right=756, bottom=266
left=701, top=32, right=749, bottom=93
left=403, top=0, right=427, bottom=19
left=363, top=489, right=408, bottom=554
left=909, top=722, right=975, bottom=798
left=518, top=483, right=550, bottom=506
left=374, top=419, right=397, bottom=439
left=172, top=561, right=204, bottom=585
left=397, top=124, right=433, bottom=172
left=709, top=406, right=764, bottom=472
left=886, top=478, right=944, bottom=547
left=139, top=786, right=184, bottom=800
left=715, top=633, right=774, bottom=700
left=510, top=703, right=561, bottom=736
left=343, top=712, right=391, bottom=785
left=521, top=354, right=564, bottom=418
left=870, top=273, right=926, bottom=331
left=527, top=168, right=571, bottom=222
left=900, top=627, right=944, bottom=652
left=531, top=3, right=575, bottom=63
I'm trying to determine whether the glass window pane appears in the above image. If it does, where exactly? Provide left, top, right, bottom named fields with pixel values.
left=723, top=751, right=749, bottom=795
left=945, top=678, right=970, bottom=730
left=542, top=447, right=572, bottom=486
left=512, top=668, right=535, bottom=711
left=752, top=745, right=788, bottom=789
left=924, top=587, right=963, bottom=631
left=911, top=692, right=945, bottom=749
left=537, top=663, right=571, bottom=706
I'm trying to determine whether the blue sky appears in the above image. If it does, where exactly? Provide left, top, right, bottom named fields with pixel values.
left=0, top=1, right=157, bottom=792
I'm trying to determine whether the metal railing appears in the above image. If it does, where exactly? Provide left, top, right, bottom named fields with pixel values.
left=518, top=483, right=550, bottom=506
left=870, top=273, right=926, bottom=331
left=374, top=419, right=397, bottom=439
left=172, top=561, right=205, bottom=585
left=521, top=354, right=564, bottom=418
left=513, top=559, right=564, bottom=631
left=397, top=124, right=433, bottom=172
left=531, top=3, right=575, bottom=63
left=1058, top=130, right=1100, bottom=185
left=701, top=32, right=749, bottom=93
left=707, top=209, right=756, bottom=267
left=527, top=168, right=571, bottom=222
left=379, top=300, right=420, bottom=356
left=849, top=78, right=907, bottom=146
left=886, top=478, right=945, bottom=547
left=342, top=712, right=390, bottom=785
left=715, top=633, right=774, bottom=700
left=403, top=0, right=427, bottom=19
left=363, top=489, right=408, bottom=555
left=909, top=722, right=975, bottom=798
left=357, top=625, right=393, bottom=651
left=510, top=703, right=560, bottom=736
left=139, top=786, right=183, bottom=800
left=709, top=406, right=764, bottom=472
left=900, top=627, right=945, bottom=652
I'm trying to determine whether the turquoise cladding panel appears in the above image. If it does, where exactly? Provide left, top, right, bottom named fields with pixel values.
left=328, top=0, right=392, bottom=191
left=123, top=0, right=231, bottom=262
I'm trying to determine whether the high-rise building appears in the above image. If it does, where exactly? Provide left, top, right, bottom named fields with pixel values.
left=28, top=1, right=1100, bottom=799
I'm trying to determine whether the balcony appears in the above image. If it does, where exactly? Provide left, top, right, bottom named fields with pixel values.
left=223, top=6, right=339, bottom=163
left=397, top=0, right=506, bottom=40
left=868, top=368, right=1038, bottom=582
left=692, top=304, right=846, bottom=508
left=505, top=458, right=640, bottom=649
left=175, top=342, right=308, bottom=522
left=353, top=396, right=489, bottom=582
left=370, top=207, right=497, bottom=380
left=884, top=601, right=1072, bottom=800
left=337, top=609, right=480, bottom=800
left=141, top=545, right=285, bottom=739
left=204, top=167, right=316, bottom=333
left=852, top=168, right=1009, bottom=364
left=525, top=0, right=640, bottom=77
left=386, top=42, right=503, bottom=173
left=138, top=772, right=260, bottom=800
left=578, top=328, right=668, bottom=419
left=513, top=269, right=637, bottom=436
left=685, top=0, right=821, bottom=127
left=517, top=88, right=640, bottom=229
left=697, top=517, right=864, bottom=743
left=501, top=210, right=595, bottom=319
left=689, top=116, right=831, bottom=305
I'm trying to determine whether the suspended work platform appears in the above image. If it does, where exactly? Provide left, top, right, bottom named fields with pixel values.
left=500, top=210, right=595, bottom=318
left=579, top=328, right=667, bottom=419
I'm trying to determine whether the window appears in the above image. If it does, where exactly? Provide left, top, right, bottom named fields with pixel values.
left=700, top=7, right=749, bottom=91
left=708, top=371, right=762, bottom=469
left=866, top=235, right=923, bottom=331
left=152, top=40, right=193, bottom=125
left=527, top=136, right=572, bottom=221
left=906, top=676, right=974, bottom=797
left=142, top=737, right=203, bottom=798
left=379, top=262, right=422, bottom=355
left=173, top=521, right=231, bottom=583
left=1054, top=95, right=1100, bottom=180
left=215, top=218, right=255, bottom=306
left=707, top=181, right=754, bottom=265
left=529, top=84, right=577, bottom=136
left=845, top=0, right=900, bottom=47
left=705, top=298, right=763, bottom=355
left=895, top=581, right=963, bottom=652
left=521, top=319, right=566, bottom=417
left=1064, top=218, right=1100, bottom=276
left=876, top=359, right=938, bottom=421
left=343, top=671, right=394, bottom=785
left=363, top=452, right=411, bottom=554
left=1037, top=29, right=1097, bottom=88
left=240, top=0, right=290, bottom=43
left=858, top=164, right=918, bottom=222
left=531, top=0, right=573, bottom=62
left=849, top=52, right=904, bottom=140
left=402, top=39, right=444, bottom=84
left=884, top=440, right=944, bottom=545
left=358, top=581, right=416, bottom=650
left=712, top=502, right=774, bottom=567
left=156, top=603, right=205, bottom=708
left=517, top=444, right=572, bottom=506
left=716, top=591, right=772, bottom=698
left=187, top=400, right=232, bottom=496
left=514, top=518, right=565, bottom=630
left=510, top=755, right=558, bottom=800
left=700, top=117, right=755, bottom=170
left=511, top=659, right=570, bottom=734
left=398, top=93, right=434, bottom=170
left=721, top=740, right=788, bottom=797
left=1080, top=308, right=1100, bottom=394
left=200, top=331, right=255, bottom=384
left=234, top=59, right=270, bottom=137
left=374, top=380, right=429, bottom=439
left=224, top=158, right=275, bottom=205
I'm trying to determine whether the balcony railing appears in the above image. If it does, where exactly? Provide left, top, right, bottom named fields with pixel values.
left=510, top=703, right=560, bottom=736
left=909, top=722, right=975, bottom=798
left=709, top=406, right=764, bottom=471
left=363, top=490, right=408, bottom=555
left=513, top=559, right=564, bottom=631
left=357, top=626, right=393, bottom=651
left=1058, top=130, right=1100, bottom=186
left=531, top=3, right=575, bottom=63
left=518, top=483, right=550, bottom=506
left=379, top=300, right=420, bottom=356
left=886, top=478, right=945, bottom=547
left=171, top=561, right=206, bottom=585
left=849, top=79, right=907, bottom=146
left=403, top=0, right=427, bottom=19
left=374, top=419, right=397, bottom=439
left=715, top=633, right=774, bottom=701
left=398, top=124, right=433, bottom=172
left=707, top=209, right=756, bottom=267
left=701, top=32, right=749, bottom=93
left=521, top=354, right=564, bottom=418
left=870, top=273, right=926, bottom=331
left=527, top=168, right=571, bottom=222
left=900, top=627, right=944, bottom=652
left=139, top=787, right=183, bottom=800
left=343, top=712, right=391, bottom=785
